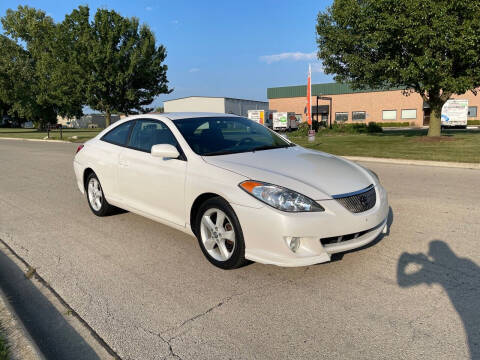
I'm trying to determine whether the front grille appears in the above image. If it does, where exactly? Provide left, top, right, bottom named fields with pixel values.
left=333, top=185, right=376, bottom=213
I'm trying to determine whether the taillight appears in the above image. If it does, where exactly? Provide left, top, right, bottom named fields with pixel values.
left=76, top=144, right=84, bottom=154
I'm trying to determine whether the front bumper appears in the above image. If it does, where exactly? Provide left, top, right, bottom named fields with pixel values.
left=232, top=184, right=389, bottom=267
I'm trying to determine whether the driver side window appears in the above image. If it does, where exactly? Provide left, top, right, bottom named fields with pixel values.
left=128, top=119, right=178, bottom=153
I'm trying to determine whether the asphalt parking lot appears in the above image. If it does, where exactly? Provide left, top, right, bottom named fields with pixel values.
left=0, top=139, right=479, bottom=360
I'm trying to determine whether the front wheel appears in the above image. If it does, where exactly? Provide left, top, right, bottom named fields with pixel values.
left=195, top=197, right=247, bottom=269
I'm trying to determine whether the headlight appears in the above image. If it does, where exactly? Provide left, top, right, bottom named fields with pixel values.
left=239, top=181, right=325, bottom=212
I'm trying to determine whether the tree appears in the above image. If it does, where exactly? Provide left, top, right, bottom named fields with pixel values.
left=316, top=0, right=480, bottom=136
left=85, top=9, right=171, bottom=126
left=154, top=106, right=164, bottom=113
left=0, top=34, right=38, bottom=122
left=1, top=6, right=86, bottom=126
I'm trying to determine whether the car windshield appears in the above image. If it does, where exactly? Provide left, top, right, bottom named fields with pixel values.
left=173, top=117, right=294, bottom=156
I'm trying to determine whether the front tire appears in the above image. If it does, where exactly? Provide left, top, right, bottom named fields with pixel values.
left=195, top=197, right=247, bottom=269
left=85, top=172, right=114, bottom=217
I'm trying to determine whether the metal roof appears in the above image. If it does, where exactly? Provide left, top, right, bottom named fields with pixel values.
left=267, top=82, right=405, bottom=99
left=164, top=96, right=268, bottom=103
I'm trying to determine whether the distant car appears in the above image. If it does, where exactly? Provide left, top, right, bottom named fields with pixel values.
left=73, top=113, right=389, bottom=269
left=88, top=123, right=99, bottom=129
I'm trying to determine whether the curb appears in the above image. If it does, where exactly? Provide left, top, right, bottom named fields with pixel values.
left=0, top=137, right=71, bottom=143
left=0, top=289, right=44, bottom=360
left=344, top=156, right=480, bottom=170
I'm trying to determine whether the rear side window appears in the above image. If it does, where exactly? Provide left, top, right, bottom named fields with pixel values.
left=101, top=121, right=133, bottom=146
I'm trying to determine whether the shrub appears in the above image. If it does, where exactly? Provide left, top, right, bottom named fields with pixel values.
left=467, top=120, right=480, bottom=125
left=367, top=122, right=383, bottom=133
left=377, top=121, right=410, bottom=127
left=293, top=121, right=310, bottom=136
left=331, top=122, right=368, bottom=133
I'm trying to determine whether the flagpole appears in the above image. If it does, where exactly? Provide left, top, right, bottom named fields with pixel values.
left=307, top=64, right=312, bottom=130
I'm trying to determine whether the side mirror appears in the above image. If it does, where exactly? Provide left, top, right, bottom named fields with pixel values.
left=151, top=144, right=180, bottom=159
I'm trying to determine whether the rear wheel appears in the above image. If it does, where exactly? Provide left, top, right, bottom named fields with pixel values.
left=195, top=197, right=247, bottom=269
left=86, top=172, right=114, bottom=216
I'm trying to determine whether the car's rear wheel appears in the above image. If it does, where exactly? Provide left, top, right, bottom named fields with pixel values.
left=86, top=172, right=114, bottom=216
left=195, top=197, right=247, bottom=269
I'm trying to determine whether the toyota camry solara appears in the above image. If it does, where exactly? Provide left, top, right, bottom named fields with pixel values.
left=74, top=113, right=389, bottom=269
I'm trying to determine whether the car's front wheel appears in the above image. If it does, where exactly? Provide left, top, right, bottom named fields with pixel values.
left=195, top=197, right=247, bottom=269
left=86, top=172, right=114, bottom=216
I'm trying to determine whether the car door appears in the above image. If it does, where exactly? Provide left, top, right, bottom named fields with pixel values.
left=117, top=118, right=187, bottom=226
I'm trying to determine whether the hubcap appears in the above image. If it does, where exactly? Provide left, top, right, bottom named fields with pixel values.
left=88, top=178, right=103, bottom=211
left=200, top=208, right=236, bottom=261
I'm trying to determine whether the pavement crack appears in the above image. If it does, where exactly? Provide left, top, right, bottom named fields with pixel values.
left=177, top=299, right=226, bottom=330
left=139, top=326, right=183, bottom=360
left=162, top=279, right=293, bottom=341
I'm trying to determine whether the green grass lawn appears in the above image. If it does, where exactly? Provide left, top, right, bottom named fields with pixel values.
left=0, top=128, right=102, bottom=143
left=289, top=129, right=480, bottom=163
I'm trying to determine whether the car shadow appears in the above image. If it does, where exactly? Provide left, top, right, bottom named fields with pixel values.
left=397, top=240, right=480, bottom=359
left=330, top=206, right=394, bottom=262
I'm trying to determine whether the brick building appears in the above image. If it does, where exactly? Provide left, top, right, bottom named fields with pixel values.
left=267, top=83, right=480, bottom=127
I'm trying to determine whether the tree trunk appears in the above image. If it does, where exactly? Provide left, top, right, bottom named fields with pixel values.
left=105, top=110, right=111, bottom=128
left=427, top=104, right=442, bottom=137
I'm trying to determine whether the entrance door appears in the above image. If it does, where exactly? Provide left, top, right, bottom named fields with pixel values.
left=423, top=108, right=431, bottom=125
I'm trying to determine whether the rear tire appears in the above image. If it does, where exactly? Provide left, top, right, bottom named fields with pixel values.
left=195, top=197, right=247, bottom=269
left=85, top=172, right=114, bottom=217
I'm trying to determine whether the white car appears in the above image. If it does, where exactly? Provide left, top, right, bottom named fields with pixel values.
left=74, top=113, right=389, bottom=269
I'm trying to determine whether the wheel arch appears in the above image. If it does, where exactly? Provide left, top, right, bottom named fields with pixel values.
left=190, top=192, right=223, bottom=235
left=83, top=167, right=95, bottom=191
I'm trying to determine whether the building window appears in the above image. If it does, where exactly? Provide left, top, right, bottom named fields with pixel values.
left=401, top=109, right=417, bottom=119
left=468, top=106, right=477, bottom=118
left=382, top=110, right=397, bottom=121
left=352, top=111, right=366, bottom=121
left=335, top=112, right=348, bottom=122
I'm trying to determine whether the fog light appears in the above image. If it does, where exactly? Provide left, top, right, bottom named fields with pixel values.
left=285, top=236, right=301, bottom=252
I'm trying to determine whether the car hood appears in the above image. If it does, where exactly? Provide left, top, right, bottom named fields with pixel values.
left=202, top=146, right=374, bottom=200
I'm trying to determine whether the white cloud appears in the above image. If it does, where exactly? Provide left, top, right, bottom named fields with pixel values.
left=311, top=63, right=324, bottom=73
left=189, top=68, right=200, bottom=73
left=259, top=51, right=316, bottom=64
left=145, top=6, right=153, bottom=11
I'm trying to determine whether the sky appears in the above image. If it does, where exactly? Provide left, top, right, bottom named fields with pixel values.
left=0, top=0, right=334, bottom=108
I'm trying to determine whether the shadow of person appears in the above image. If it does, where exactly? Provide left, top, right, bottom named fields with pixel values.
left=397, top=240, right=480, bottom=359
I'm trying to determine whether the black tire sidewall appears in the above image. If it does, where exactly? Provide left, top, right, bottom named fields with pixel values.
left=86, top=172, right=111, bottom=217
left=195, top=197, right=246, bottom=269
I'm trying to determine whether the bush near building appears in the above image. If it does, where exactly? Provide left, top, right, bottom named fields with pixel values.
left=467, top=120, right=480, bottom=125
left=378, top=122, right=411, bottom=127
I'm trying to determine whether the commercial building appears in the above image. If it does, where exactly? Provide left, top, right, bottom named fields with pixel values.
left=57, top=114, right=120, bottom=128
left=164, top=96, right=268, bottom=117
left=268, top=83, right=480, bottom=126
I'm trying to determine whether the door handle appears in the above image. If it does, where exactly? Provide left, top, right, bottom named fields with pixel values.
left=119, top=159, right=129, bottom=167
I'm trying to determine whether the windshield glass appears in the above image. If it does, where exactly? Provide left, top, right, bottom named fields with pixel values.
left=173, top=117, right=294, bottom=156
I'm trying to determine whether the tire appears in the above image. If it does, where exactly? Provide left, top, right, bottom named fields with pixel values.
left=195, top=197, right=247, bottom=269
left=85, top=172, right=114, bottom=217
